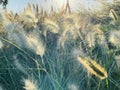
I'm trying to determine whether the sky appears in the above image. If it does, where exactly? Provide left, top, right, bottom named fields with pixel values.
left=0, top=0, right=115, bottom=13
left=6, top=0, right=44, bottom=13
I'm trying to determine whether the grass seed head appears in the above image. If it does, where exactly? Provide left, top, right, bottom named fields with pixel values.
left=77, top=57, right=108, bottom=80
left=25, top=32, right=45, bottom=57
left=23, top=78, right=38, bottom=90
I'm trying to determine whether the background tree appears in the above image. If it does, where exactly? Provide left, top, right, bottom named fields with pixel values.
left=0, top=0, right=8, bottom=8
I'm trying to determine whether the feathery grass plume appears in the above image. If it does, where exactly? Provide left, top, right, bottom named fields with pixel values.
left=109, top=9, right=118, bottom=21
left=77, top=57, right=108, bottom=80
left=21, top=3, right=38, bottom=29
left=1, top=9, right=12, bottom=25
left=2, top=5, right=46, bottom=56
left=114, top=55, right=120, bottom=69
left=25, top=30, right=45, bottom=57
left=23, top=78, right=38, bottom=90
left=43, top=18, right=59, bottom=34
left=24, top=3, right=32, bottom=16
left=2, top=9, right=20, bottom=24
left=7, top=11, right=15, bottom=22
left=78, top=14, right=89, bottom=33
left=0, top=20, right=6, bottom=36
left=85, top=30, right=95, bottom=47
left=24, top=3, right=38, bottom=23
left=2, top=3, right=39, bottom=30
left=109, top=30, right=120, bottom=47
left=5, top=22, right=45, bottom=56
left=85, top=24, right=105, bottom=47
left=57, top=14, right=82, bottom=48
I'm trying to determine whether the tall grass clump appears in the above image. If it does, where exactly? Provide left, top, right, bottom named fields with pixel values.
left=0, top=0, right=120, bottom=90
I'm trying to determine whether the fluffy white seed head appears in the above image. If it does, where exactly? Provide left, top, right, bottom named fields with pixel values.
left=23, top=78, right=38, bottom=90
left=86, top=31, right=95, bottom=47
left=85, top=24, right=105, bottom=47
left=5, top=23, right=45, bottom=56
left=25, top=32, right=45, bottom=56
left=43, top=18, right=60, bottom=34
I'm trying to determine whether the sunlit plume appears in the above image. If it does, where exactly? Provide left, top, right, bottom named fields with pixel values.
left=23, top=78, right=38, bottom=90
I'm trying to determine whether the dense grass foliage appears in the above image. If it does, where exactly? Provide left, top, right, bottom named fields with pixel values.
left=0, top=1, right=120, bottom=90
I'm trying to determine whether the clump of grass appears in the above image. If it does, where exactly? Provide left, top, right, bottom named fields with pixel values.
left=0, top=1, right=120, bottom=90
